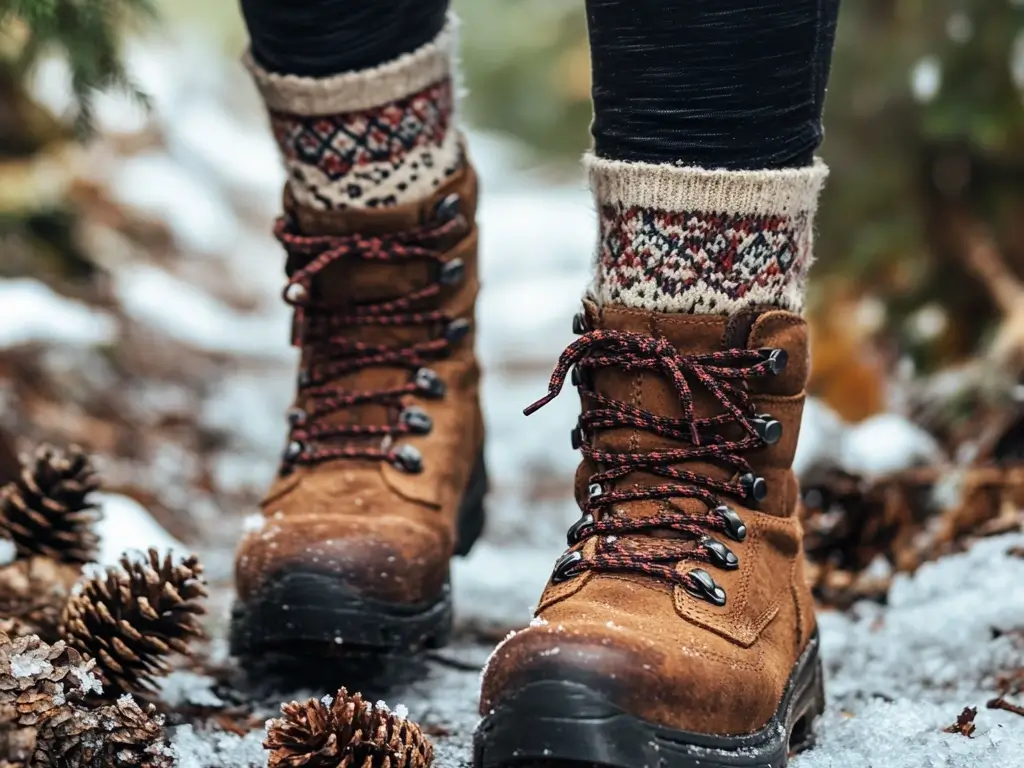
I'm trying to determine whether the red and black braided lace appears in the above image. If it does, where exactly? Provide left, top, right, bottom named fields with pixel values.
left=275, top=195, right=469, bottom=475
left=525, top=311, right=788, bottom=606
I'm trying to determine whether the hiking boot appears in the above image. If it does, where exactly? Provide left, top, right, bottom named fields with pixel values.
left=230, top=164, right=486, bottom=658
left=475, top=300, right=823, bottom=768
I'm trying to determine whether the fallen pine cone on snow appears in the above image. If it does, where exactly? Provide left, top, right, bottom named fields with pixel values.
left=34, top=695, right=172, bottom=768
left=800, top=460, right=1024, bottom=607
left=265, top=688, right=433, bottom=768
left=0, top=631, right=100, bottom=764
left=0, top=444, right=100, bottom=565
left=0, top=550, right=82, bottom=643
left=61, top=548, right=207, bottom=696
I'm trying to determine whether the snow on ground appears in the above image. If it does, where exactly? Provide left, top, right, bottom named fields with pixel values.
left=0, top=538, right=15, bottom=566
left=4, top=37, right=1023, bottom=767
left=172, top=726, right=266, bottom=768
left=0, top=279, right=117, bottom=349
left=93, top=493, right=188, bottom=565
left=796, top=534, right=1024, bottom=768
left=156, top=533, right=1024, bottom=768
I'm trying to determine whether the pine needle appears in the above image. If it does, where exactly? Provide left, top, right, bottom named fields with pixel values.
left=0, top=0, right=157, bottom=135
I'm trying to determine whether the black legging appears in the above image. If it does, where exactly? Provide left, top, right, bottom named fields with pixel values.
left=240, top=0, right=840, bottom=170
left=240, top=0, right=449, bottom=77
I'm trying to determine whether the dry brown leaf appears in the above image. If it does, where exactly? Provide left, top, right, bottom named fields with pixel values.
left=943, top=706, right=977, bottom=737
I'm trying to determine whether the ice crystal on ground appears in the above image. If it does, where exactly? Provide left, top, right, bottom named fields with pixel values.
left=171, top=724, right=266, bottom=768
left=0, top=538, right=15, bottom=566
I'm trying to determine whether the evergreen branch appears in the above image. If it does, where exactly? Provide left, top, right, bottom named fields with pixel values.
left=0, top=0, right=156, bottom=135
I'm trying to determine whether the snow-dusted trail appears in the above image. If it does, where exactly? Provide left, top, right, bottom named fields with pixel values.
left=167, top=532, right=1024, bottom=768
left=8, top=41, right=1024, bottom=767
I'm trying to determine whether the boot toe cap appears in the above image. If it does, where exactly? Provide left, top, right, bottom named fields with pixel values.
left=235, top=514, right=449, bottom=606
left=480, top=618, right=781, bottom=736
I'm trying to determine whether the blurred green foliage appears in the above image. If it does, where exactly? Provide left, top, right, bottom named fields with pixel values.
left=455, top=0, right=590, bottom=157
left=819, top=1, right=1024, bottom=346
left=0, top=0, right=155, bottom=135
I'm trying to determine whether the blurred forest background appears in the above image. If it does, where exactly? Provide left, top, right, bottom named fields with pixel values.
left=2, top=0, right=1024, bottom=538
left=453, top=0, right=1024, bottom=426
left=4, top=0, right=1024, bottom=422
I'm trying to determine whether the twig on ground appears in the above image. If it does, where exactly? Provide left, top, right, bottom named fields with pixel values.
left=986, top=697, right=1024, bottom=717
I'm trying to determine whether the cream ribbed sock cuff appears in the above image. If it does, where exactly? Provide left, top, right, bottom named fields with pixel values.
left=245, top=16, right=464, bottom=210
left=586, top=153, right=829, bottom=315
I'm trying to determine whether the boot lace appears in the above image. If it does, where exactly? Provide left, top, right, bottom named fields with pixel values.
left=275, top=199, right=469, bottom=475
left=525, top=315, right=788, bottom=606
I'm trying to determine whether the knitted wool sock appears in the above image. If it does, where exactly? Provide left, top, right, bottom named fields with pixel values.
left=244, top=17, right=463, bottom=210
left=586, top=154, right=829, bottom=315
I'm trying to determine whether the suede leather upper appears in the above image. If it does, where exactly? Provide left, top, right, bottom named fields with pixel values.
left=235, top=167, right=484, bottom=608
left=480, top=304, right=816, bottom=737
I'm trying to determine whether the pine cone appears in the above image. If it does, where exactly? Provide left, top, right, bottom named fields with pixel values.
left=61, top=549, right=207, bottom=695
left=0, top=556, right=81, bottom=642
left=0, top=445, right=100, bottom=564
left=0, top=427, right=19, bottom=488
left=34, top=696, right=172, bottom=768
left=0, top=632, right=99, bottom=728
left=0, top=725, right=36, bottom=766
left=0, top=632, right=100, bottom=764
left=0, top=619, right=32, bottom=639
left=265, top=688, right=433, bottom=768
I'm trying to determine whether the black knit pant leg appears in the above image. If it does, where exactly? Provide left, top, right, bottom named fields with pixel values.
left=240, top=0, right=450, bottom=77
left=585, top=0, right=841, bottom=170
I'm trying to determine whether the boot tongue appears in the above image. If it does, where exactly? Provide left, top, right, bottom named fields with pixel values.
left=583, top=300, right=732, bottom=459
left=580, top=302, right=769, bottom=531
left=286, top=189, right=439, bottom=305
left=579, top=301, right=809, bottom=529
left=285, top=193, right=446, bottom=437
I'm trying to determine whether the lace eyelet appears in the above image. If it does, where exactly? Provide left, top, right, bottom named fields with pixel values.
left=701, top=536, right=739, bottom=570
left=740, top=473, right=768, bottom=504
left=413, top=367, right=447, bottom=398
left=750, top=413, right=783, bottom=444
left=444, top=318, right=472, bottom=344
left=587, top=483, right=604, bottom=499
left=714, top=505, right=748, bottom=542
left=572, top=312, right=589, bottom=335
left=685, top=568, right=727, bottom=606
left=286, top=407, right=307, bottom=426
left=571, top=425, right=585, bottom=450
left=571, top=365, right=592, bottom=389
left=566, top=513, right=595, bottom=546
left=282, top=440, right=304, bottom=464
left=297, top=370, right=314, bottom=388
left=392, top=444, right=424, bottom=473
left=439, top=258, right=465, bottom=286
left=758, top=348, right=789, bottom=375
left=433, top=193, right=461, bottom=223
left=551, top=550, right=585, bottom=583
left=400, top=406, right=433, bottom=435
left=285, top=283, right=308, bottom=302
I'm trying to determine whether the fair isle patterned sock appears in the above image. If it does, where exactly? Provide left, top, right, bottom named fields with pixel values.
left=586, top=154, right=829, bottom=315
left=244, top=17, right=463, bottom=210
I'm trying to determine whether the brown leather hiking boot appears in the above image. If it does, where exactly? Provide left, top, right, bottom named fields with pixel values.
left=230, top=165, right=486, bottom=658
left=475, top=300, right=823, bottom=768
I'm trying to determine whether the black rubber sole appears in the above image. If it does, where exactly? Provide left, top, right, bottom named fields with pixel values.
left=473, top=631, right=825, bottom=768
left=229, top=450, right=488, bottom=658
